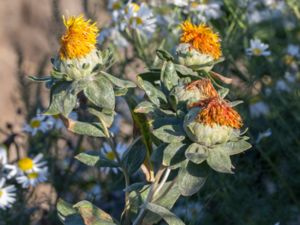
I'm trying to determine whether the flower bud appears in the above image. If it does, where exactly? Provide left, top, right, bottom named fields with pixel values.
left=171, top=78, right=219, bottom=108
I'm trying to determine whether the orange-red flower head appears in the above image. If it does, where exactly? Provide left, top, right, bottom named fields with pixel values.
left=180, top=21, right=222, bottom=60
left=195, top=98, right=243, bottom=129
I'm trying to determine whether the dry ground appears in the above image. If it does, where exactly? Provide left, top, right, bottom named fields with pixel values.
left=0, top=0, right=109, bottom=130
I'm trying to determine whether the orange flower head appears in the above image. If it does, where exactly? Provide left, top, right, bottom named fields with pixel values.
left=196, top=98, right=243, bottom=129
left=59, top=15, right=99, bottom=60
left=186, top=78, right=219, bottom=101
left=180, top=21, right=222, bottom=60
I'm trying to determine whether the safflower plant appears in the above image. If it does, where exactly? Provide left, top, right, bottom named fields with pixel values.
left=31, top=15, right=251, bottom=225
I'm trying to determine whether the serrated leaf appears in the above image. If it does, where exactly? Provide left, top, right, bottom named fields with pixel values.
left=84, top=76, right=115, bottom=109
left=163, top=142, right=187, bottom=168
left=177, top=165, right=206, bottom=196
left=207, top=150, right=234, bottom=174
left=153, top=125, right=186, bottom=143
left=101, top=71, right=136, bottom=88
left=137, top=77, right=167, bottom=106
left=144, top=203, right=185, bottom=225
left=122, top=137, right=146, bottom=175
left=45, top=81, right=77, bottom=116
left=185, top=143, right=208, bottom=164
left=74, top=201, right=117, bottom=225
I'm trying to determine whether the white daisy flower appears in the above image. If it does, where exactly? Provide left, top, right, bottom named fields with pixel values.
left=246, top=39, right=271, bottom=56
left=249, top=101, right=270, bottom=118
left=17, top=154, right=47, bottom=174
left=100, top=142, right=127, bottom=174
left=188, top=0, right=222, bottom=22
left=23, top=114, right=51, bottom=136
left=16, top=168, right=48, bottom=188
left=0, top=178, right=16, bottom=209
left=108, top=0, right=124, bottom=22
left=121, top=3, right=157, bottom=37
left=0, top=146, right=17, bottom=179
left=167, top=0, right=188, bottom=7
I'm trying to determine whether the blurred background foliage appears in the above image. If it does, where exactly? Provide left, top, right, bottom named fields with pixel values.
left=0, top=0, right=300, bottom=224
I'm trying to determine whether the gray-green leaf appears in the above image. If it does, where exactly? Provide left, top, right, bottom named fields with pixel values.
left=144, top=203, right=185, bottom=225
left=84, top=76, right=115, bottom=109
left=153, top=125, right=186, bottom=143
left=185, top=143, right=208, bottom=164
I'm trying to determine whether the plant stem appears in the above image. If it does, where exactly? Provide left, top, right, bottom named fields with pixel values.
left=132, top=167, right=167, bottom=225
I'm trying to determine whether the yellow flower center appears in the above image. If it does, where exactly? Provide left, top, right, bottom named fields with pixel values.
left=125, top=3, right=140, bottom=13
left=180, top=21, right=222, bottom=60
left=28, top=172, right=39, bottom=179
left=59, top=15, right=99, bottom=60
left=30, top=119, right=41, bottom=128
left=190, top=2, right=200, bottom=8
left=0, top=190, right=3, bottom=198
left=129, top=17, right=143, bottom=25
left=18, top=157, right=34, bottom=172
left=252, top=48, right=262, bottom=56
left=106, top=151, right=116, bottom=161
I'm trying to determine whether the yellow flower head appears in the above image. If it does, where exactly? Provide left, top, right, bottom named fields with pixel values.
left=180, top=21, right=222, bottom=60
left=59, top=15, right=99, bottom=60
left=18, top=157, right=34, bottom=172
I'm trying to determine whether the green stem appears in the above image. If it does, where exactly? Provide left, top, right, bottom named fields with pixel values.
left=132, top=167, right=167, bottom=225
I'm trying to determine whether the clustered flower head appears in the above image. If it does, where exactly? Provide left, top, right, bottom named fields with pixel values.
left=51, top=15, right=105, bottom=80
left=183, top=79, right=243, bottom=146
left=177, top=21, right=222, bottom=69
left=59, top=15, right=99, bottom=60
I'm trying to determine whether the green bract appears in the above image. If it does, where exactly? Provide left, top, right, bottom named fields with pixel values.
left=176, top=43, right=214, bottom=71
left=183, top=107, right=240, bottom=146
